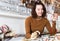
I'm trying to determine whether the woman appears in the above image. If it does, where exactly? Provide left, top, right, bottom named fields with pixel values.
left=25, top=1, right=57, bottom=39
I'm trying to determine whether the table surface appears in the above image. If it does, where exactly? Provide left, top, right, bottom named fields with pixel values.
left=8, top=33, right=60, bottom=41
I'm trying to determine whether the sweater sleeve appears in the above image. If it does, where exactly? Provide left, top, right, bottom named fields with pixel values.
left=25, top=17, right=31, bottom=39
left=45, top=19, right=56, bottom=35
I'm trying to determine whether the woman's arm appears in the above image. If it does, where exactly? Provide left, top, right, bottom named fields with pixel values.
left=25, top=17, right=31, bottom=39
left=46, top=13, right=58, bottom=35
left=45, top=20, right=57, bottom=35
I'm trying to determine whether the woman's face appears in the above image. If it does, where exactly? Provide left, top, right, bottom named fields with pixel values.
left=35, top=5, right=44, bottom=17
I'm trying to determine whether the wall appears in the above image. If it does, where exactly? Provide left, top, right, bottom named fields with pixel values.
left=0, top=11, right=28, bottom=35
left=56, top=16, right=60, bottom=32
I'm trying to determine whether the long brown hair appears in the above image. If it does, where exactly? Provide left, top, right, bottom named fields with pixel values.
left=31, top=1, right=46, bottom=18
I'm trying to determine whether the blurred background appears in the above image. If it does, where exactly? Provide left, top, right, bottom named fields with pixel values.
left=0, top=0, right=60, bottom=41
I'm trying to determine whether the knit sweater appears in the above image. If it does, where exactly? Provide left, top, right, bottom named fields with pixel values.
left=25, top=16, right=56, bottom=39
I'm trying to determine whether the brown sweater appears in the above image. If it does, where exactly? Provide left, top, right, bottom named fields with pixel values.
left=25, top=16, right=56, bottom=39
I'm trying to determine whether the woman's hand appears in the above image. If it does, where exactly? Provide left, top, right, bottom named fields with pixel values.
left=31, top=32, right=38, bottom=39
left=52, top=13, right=58, bottom=21
left=30, top=31, right=40, bottom=40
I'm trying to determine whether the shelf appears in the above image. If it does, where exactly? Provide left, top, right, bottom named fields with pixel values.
left=0, top=1, right=31, bottom=16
